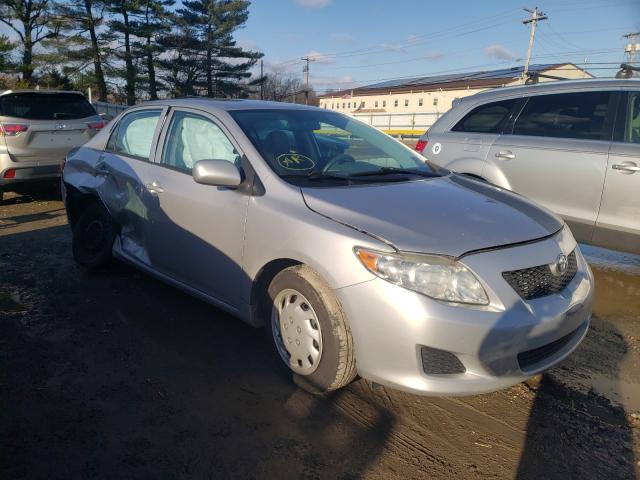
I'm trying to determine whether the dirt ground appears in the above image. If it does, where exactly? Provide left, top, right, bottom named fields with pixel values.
left=1, top=185, right=639, bottom=480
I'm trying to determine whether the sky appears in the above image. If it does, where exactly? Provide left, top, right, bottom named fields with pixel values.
left=237, top=0, right=640, bottom=92
left=1, top=0, right=638, bottom=92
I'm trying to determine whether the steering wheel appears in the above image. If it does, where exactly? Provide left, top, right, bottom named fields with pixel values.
left=322, top=153, right=355, bottom=173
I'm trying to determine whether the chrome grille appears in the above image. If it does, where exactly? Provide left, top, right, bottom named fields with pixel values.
left=502, top=251, right=577, bottom=300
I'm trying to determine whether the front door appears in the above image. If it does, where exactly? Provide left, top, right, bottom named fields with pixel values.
left=486, top=90, right=613, bottom=243
left=594, top=91, right=640, bottom=254
left=143, top=108, right=250, bottom=308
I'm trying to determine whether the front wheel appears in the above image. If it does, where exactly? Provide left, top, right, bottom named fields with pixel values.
left=266, top=265, right=357, bottom=394
left=71, top=202, right=117, bottom=271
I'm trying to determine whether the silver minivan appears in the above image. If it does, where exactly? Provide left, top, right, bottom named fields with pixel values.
left=417, top=79, right=640, bottom=254
left=62, top=99, right=593, bottom=396
left=0, top=89, right=104, bottom=201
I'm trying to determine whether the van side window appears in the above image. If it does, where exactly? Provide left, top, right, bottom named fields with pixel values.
left=451, top=99, right=517, bottom=134
left=513, top=92, right=611, bottom=141
left=107, top=109, right=162, bottom=160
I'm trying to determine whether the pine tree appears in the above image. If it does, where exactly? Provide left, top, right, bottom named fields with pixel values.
left=52, top=0, right=112, bottom=101
left=0, top=35, right=16, bottom=72
left=0, top=0, right=60, bottom=83
left=176, top=0, right=262, bottom=98
left=131, top=0, right=174, bottom=100
left=108, top=0, right=143, bottom=105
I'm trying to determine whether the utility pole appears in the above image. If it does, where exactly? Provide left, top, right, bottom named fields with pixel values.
left=624, top=32, right=640, bottom=63
left=522, top=7, right=548, bottom=83
left=301, top=56, right=316, bottom=105
left=260, top=60, right=264, bottom=100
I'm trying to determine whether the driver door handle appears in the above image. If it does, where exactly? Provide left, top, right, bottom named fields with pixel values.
left=495, top=151, right=516, bottom=160
left=145, top=181, right=164, bottom=194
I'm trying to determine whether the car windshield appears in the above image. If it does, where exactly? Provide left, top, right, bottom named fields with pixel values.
left=0, top=92, right=97, bottom=120
left=230, top=108, right=447, bottom=186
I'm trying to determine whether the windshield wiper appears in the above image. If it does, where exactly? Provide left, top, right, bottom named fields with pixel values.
left=348, top=167, right=442, bottom=178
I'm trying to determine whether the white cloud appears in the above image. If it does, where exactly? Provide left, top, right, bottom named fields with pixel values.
left=310, top=74, right=356, bottom=91
left=423, top=51, right=444, bottom=60
left=381, top=43, right=407, bottom=54
left=293, top=0, right=331, bottom=8
left=484, top=44, right=517, bottom=61
left=331, top=33, right=354, bottom=43
left=305, top=50, right=335, bottom=64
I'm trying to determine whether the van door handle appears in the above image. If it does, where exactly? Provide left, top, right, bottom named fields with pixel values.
left=495, top=151, right=516, bottom=160
left=612, top=162, right=640, bottom=174
left=145, top=181, right=164, bottom=194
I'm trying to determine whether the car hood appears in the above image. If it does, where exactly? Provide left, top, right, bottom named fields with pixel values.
left=301, top=174, right=563, bottom=257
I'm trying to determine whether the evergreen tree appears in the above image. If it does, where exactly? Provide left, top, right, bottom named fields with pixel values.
left=0, top=35, right=16, bottom=72
left=0, top=0, right=60, bottom=83
left=131, top=0, right=174, bottom=100
left=108, top=0, right=143, bottom=105
left=52, top=0, right=112, bottom=101
left=176, top=0, right=262, bottom=98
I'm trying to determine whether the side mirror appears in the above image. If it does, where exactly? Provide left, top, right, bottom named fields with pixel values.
left=193, top=159, right=242, bottom=187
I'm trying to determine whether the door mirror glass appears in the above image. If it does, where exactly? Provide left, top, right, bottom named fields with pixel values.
left=192, top=159, right=242, bottom=187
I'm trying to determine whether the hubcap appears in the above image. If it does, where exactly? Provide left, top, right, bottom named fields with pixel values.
left=271, top=289, right=322, bottom=375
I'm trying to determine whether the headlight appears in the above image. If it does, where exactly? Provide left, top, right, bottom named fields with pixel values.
left=354, top=247, right=489, bottom=305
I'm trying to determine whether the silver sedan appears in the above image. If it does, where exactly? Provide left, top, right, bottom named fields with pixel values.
left=62, top=99, right=594, bottom=396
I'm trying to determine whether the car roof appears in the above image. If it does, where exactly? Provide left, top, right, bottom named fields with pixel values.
left=137, top=97, right=322, bottom=113
left=458, top=78, right=640, bottom=104
left=0, top=89, right=86, bottom=97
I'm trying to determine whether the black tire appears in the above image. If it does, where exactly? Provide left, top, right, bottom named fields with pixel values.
left=265, top=265, right=357, bottom=394
left=71, top=201, right=117, bottom=271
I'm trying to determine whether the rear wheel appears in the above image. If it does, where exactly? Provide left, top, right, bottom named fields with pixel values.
left=72, top=202, right=116, bottom=271
left=265, top=265, right=357, bottom=394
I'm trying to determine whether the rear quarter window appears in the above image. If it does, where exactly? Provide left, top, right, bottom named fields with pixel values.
left=451, top=99, right=517, bottom=134
left=0, top=92, right=97, bottom=120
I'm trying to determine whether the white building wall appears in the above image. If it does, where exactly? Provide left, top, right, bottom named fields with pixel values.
left=318, top=87, right=491, bottom=116
left=318, top=65, right=592, bottom=118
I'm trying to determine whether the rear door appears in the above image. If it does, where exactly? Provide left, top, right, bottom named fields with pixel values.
left=98, top=107, right=167, bottom=265
left=0, top=92, right=102, bottom=165
left=426, top=98, right=519, bottom=176
left=593, top=90, right=640, bottom=254
left=486, top=90, right=614, bottom=243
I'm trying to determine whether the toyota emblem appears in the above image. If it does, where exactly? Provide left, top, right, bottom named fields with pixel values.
left=556, top=254, right=568, bottom=275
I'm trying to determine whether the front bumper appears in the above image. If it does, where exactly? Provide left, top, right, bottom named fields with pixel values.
left=336, top=228, right=593, bottom=396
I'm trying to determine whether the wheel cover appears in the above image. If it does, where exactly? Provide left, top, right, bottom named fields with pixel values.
left=271, top=288, right=323, bottom=375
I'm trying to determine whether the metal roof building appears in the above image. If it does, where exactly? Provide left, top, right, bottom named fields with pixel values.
left=317, top=63, right=593, bottom=135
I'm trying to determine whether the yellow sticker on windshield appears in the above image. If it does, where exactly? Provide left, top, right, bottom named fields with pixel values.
left=277, top=152, right=315, bottom=170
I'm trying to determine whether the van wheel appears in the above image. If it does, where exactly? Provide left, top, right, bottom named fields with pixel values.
left=265, top=265, right=357, bottom=394
left=72, top=202, right=116, bottom=271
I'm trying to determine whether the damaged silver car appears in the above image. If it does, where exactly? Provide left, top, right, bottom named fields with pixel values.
left=62, top=99, right=594, bottom=396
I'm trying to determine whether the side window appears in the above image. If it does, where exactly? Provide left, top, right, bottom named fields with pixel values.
left=161, top=111, right=239, bottom=173
left=513, top=91, right=611, bottom=141
left=451, top=99, right=517, bottom=134
left=107, top=109, right=162, bottom=160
